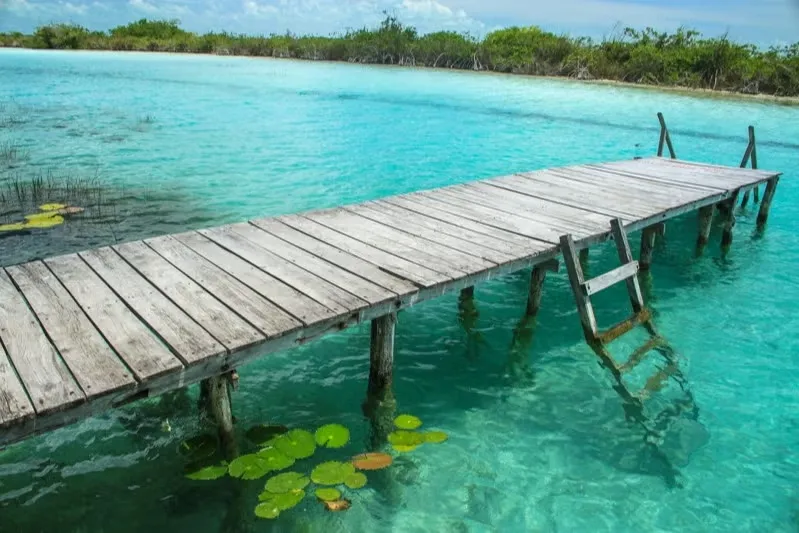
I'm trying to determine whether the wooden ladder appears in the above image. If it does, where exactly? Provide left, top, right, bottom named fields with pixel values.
left=560, top=219, right=699, bottom=455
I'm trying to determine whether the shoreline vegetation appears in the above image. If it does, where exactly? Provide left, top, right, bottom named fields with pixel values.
left=1, top=17, right=799, bottom=101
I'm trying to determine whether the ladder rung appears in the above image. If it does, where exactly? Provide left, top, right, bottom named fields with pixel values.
left=636, top=362, right=678, bottom=401
left=583, top=261, right=639, bottom=296
left=619, top=336, right=666, bottom=374
left=597, top=308, right=652, bottom=344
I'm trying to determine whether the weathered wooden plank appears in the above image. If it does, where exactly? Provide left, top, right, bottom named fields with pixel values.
left=609, top=219, right=645, bottom=313
left=80, top=247, right=225, bottom=364
left=0, top=269, right=83, bottom=413
left=146, top=235, right=303, bottom=338
left=174, top=231, right=336, bottom=325
left=7, top=262, right=135, bottom=399
left=305, top=208, right=492, bottom=276
left=599, top=160, right=745, bottom=191
left=346, top=202, right=513, bottom=263
left=488, top=173, right=647, bottom=220
left=583, top=261, right=639, bottom=296
left=559, top=234, right=597, bottom=339
left=115, top=240, right=264, bottom=352
left=226, top=222, right=396, bottom=305
left=272, top=215, right=449, bottom=288
left=411, top=190, right=564, bottom=244
left=46, top=254, right=182, bottom=382
left=0, top=342, right=35, bottom=427
left=201, top=225, right=368, bottom=314
left=382, top=196, right=547, bottom=251
left=556, top=166, right=713, bottom=202
left=249, top=218, right=418, bottom=297
left=641, top=157, right=777, bottom=181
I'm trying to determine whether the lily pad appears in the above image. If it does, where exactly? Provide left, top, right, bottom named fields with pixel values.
left=185, top=463, right=228, bottom=481
left=311, top=461, right=356, bottom=485
left=256, top=447, right=294, bottom=471
left=39, top=203, right=67, bottom=211
left=314, top=423, right=350, bottom=448
left=315, top=487, right=341, bottom=501
left=24, top=214, right=64, bottom=229
left=265, top=472, right=310, bottom=493
left=228, top=454, right=271, bottom=480
left=392, top=444, right=419, bottom=453
left=344, top=471, right=367, bottom=489
left=351, top=452, right=393, bottom=471
left=24, top=212, right=58, bottom=222
left=254, top=502, right=280, bottom=520
left=323, top=498, right=351, bottom=512
left=178, top=434, right=217, bottom=461
left=246, top=424, right=288, bottom=446
left=388, top=430, right=424, bottom=447
left=274, top=429, right=316, bottom=459
left=258, top=488, right=305, bottom=510
left=0, top=222, right=26, bottom=232
left=56, top=206, right=85, bottom=215
left=424, top=430, right=448, bottom=444
left=394, top=414, right=422, bottom=430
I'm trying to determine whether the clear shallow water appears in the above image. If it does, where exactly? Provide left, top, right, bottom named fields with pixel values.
left=1, top=49, right=799, bottom=532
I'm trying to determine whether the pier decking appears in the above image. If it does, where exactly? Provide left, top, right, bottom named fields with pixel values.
left=0, top=156, right=781, bottom=446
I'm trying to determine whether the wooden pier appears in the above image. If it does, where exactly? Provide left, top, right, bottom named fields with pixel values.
left=0, top=155, right=782, bottom=449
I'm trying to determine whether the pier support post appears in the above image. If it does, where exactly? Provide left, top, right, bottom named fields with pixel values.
left=695, top=205, right=714, bottom=256
left=460, top=286, right=474, bottom=299
left=526, top=259, right=559, bottom=317
left=458, top=286, right=480, bottom=361
left=756, top=177, right=779, bottom=231
left=363, top=313, right=397, bottom=449
left=720, top=192, right=740, bottom=252
left=639, top=224, right=664, bottom=272
left=201, top=372, right=238, bottom=461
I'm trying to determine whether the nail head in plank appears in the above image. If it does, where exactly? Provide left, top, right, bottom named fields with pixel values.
left=114, top=240, right=264, bottom=352
left=0, top=269, right=83, bottom=413
left=145, top=235, right=303, bottom=338
left=80, top=247, right=225, bottom=365
left=7, top=262, right=136, bottom=398
left=45, top=254, right=183, bottom=382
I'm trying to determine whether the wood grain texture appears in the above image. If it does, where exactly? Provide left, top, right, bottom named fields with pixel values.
left=0, top=269, right=83, bottom=413
left=45, top=254, right=182, bottom=382
left=7, top=262, right=136, bottom=398
left=146, top=235, right=302, bottom=338
left=174, top=231, right=336, bottom=325
left=115, top=240, right=264, bottom=352
left=0, top=342, right=35, bottom=426
left=80, top=247, right=225, bottom=365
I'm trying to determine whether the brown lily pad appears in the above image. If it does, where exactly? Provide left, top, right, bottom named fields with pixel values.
left=351, top=452, right=392, bottom=471
left=323, top=498, right=351, bottom=512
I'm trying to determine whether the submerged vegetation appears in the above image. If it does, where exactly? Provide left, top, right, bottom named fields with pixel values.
left=2, top=17, right=799, bottom=97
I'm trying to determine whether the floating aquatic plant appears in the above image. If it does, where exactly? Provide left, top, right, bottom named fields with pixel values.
left=315, top=487, right=341, bottom=501
left=0, top=222, right=26, bottom=232
left=228, top=454, right=271, bottom=480
left=273, top=429, right=316, bottom=459
left=39, top=203, right=66, bottom=211
left=388, top=430, right=424, bottom=452
left=351, top=452, right=393, bottom=471
left=394, top=414, right=422, bottom=430
left=185, top=462, right=228, bottom=481
left=256, top=447, right=294, bottom=471
left=57, top=206, right=85, bottom=215
left=344, top=471, right=367, bottom=489
left=265, top=471, right=310, bottom=493
left=423, top=430, right=448, bottom=444
left=314, top=423, right=350, bottom=448
left=323, top=498, right=351, bottom=512
left=24, top=214, right=64, bottom=229
left=255, top=489, right=304, bottom=519
left=311, top=461, right=355, bottom=485
left=246, top=424, right=288, bottom=446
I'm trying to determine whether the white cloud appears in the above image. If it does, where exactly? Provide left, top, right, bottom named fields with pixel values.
left=61, top=1, right=87, bottom=13
left=1, top=0, right=37, bottom=14
left=244, top=0, right=279, bottom=16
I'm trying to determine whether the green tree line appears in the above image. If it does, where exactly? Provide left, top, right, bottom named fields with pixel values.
left=2, top=16, right=798, bottom=97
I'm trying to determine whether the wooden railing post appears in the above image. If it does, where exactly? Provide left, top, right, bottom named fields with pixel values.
left=657, top=112, right=677, bottom=159
left=740, top=126, right=758, bottom=208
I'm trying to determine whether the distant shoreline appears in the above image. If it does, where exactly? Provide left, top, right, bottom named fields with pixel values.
left=4, top=45, right=798, bottom=107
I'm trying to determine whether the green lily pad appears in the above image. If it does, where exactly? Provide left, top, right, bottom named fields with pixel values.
left=424, top=430, right=448, bottom=444
left=392, top=444, right=419, bottom=453
left=228, top=454, right=271, bottom=480
left=178, top=434, right=217, bottom=461
left=258, top=488, right=305, bottom=510
left=311, top=461, right=356, bottom=485
left=394, top=414, right=422, bottom=430
left=314, top=423, right=350, bottom=448
left=254, top=502, right=280, bottom=519
left=388, top=430, right=424, bottom=447
left=265, top=472, right=310, bottom=493
left=185, top=462, right=228, bottom=481
left=344, top=471, right=367, bottom=489
left=256, top=447, right=295, bottom=471
left=315, top=487, right=341, bottom=501
left=246, top=424, right=289, bottom=446
left=274, top=429, right=316, bottom=459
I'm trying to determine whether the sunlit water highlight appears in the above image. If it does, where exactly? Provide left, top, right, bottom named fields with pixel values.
left=1, top=49, right=799, bottom=532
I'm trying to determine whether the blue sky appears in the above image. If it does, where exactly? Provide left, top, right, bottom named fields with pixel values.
left=2, top=0, right=798, bottom=44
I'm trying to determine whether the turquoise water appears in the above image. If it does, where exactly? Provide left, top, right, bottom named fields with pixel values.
left=1, top=49, right=799, bottom=532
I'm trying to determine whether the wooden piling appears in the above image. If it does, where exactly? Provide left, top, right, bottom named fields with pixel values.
left=526, top=260, right=558, bottom=317
left=639, top=227, right=657, bottom=272
left=740, top=126, right=758, bottom=208
left=363, top=313, right=397, bottom=449
left=460, top=286, right=474, bottom=299
left=201, top=373, right=238, bottom=460
left=695, top=205, right=714, bottom=255
left=720, top=192, right=740, bottom=251
left=657, top=112, right=677, bottom=159
left=757, top=177, right=779, bottom=230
